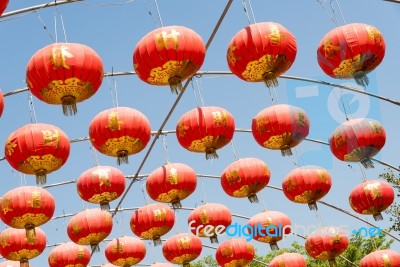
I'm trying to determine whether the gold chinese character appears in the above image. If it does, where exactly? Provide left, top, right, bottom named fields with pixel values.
left=226, top=168, right=241, bottom=184
left=30, top=190, right=42, bottom=208
left=322, top=38, right=341, bottom=58
left=42, top=129, right=60, bottom=147
left=51, top=46, right=74, bottom=69
left=154, top=208, right=167, bottom=221
left=92, top=168, right=111, bottom=187
left=178, top=237, right=191, bottom=250
left=268, top=24, right=285, bottom=46
left=105, top=112, right=124, bottom=131
left=1, top=198, right=13, bottom=214
left=167, top=168, right=179, bottom=185
left=212, top=111, right=228, bottom=127
left=200, top=210, right=209, bottom=224
left=156, top=29, right=181, bottom=50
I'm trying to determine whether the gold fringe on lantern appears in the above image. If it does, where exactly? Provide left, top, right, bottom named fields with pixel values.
left=100, top=201, right=111, bottom=211
left=247, top=193, right=259, bottom=203
left=153, top=236, right=162, bottom=246
left=361, top=158, right=374, bottom=169
left=280, top=145, right=293, bottom=157
left=270, top=242, right=279, bottom=251
left=205, top=147, right=218, bottom=160
left=308, top=201, right=318, bottom=211
left=61, top=95, right=78, bottom=116
left=91, top=243, right=100, bottom=252
left=25, top=224, right=36, bottom=243
left=373, top=212, right=383, bottom=221
left=171, top=199, right=182, bottom=209
left=168, top=76, right=183, bottom=94
left=117, top=150, right=129, bottom=165
left=35, top=169, right=47, bottom=185
left=353, top=70, right=369, bottom=88
left=210, top=234, right=219, bottom=244
left=20, top=259, right=30, bottom=267
left=262, top=71, right=279, bottom=88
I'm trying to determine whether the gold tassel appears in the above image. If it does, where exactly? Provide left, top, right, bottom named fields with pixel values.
left=205, top=147, right=218, bottom=160
left=117, top=150, right=129, bottom=165
left=353, top=71, right=369, bottom=88
left=61, top=95, right=78, bottom=116
left=247, top=193, right=259, bottom=203
left=373, top=212, right=383, bottom=221
left=35, top=169, right=47, bottom=185
left=270, top=242, right=279, bottom=251
left=262, top=71, right=279, bottom=88
left=91, top=243, right=100, bottom=252
left=308, top=201, right=318, bottom=211
left=171, top=199, right=182, bottom=209
left=153, top=236, right=162, bottom=246
left=280, top=145, right=293, bottom=156
left=168, top=76, right=182, bottom=94
left=20, top=259, right=29, bottom=267
left=100, top=201, right=110, bottom=211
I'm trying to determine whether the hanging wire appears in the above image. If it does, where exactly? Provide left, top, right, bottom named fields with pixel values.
left=54, top=11, right=58, bottom=42
left=259, top=194, right=267, bottom=211
left=35, top=11, right=55, bottom=42
left=315, top=0, right=339, bottom=26
left=200, top=177, right=208, bottom=204
left=90, top=146, right=100, bottom=167
left=230, top=140, right=240, bottom=160
left=191, top=78, right=201, bottom=108
left=241, top=0, right=251, bottom=24
left=153, top=0, right=163, bottom=27
left=19, top=172, right=27, bottom=187
left=59, top=12, right=68, bottom=42
left=272, top=87, right=280, bottom=104
left=314, top=209, right=325, bottom=228
left=358, top=162, right=368, bottom=182
left=140, top=180, right=150, bottom=204
left=28, top=94, right=38, bottom=124
left=107, top=73, right=119, bottom=107
left=334, top=0, right=347, bottom=25
left=161, top=135, right=170, bottom=163
left=141, top=0, right=161, bottom=28
left=332, top=86, right=350, bottom=121
left=246, top=0, right=256, bottom=23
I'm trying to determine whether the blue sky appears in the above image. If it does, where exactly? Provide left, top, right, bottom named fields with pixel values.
left=0, top=0, right=400, bottom=266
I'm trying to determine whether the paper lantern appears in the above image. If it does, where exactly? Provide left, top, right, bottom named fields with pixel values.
left=215, top=238, right=255, bottom=267
left=162, top=233, right=202, bottom=267
left=48, top=242, right=91, bottom=267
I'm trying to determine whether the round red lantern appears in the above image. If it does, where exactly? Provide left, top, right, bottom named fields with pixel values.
left=146, top=162, right=197, bottom=209
left=247, top=210, right=291, bottom=250
left=329, top=118, right=386, bottom=168
left=77, top=165, right=126, bottom=210
left=133, top=25, right=206, bottom=94
left=282, top=166, right=332, bottom=210
left=220, top=157, right=270, bottom=203
left=89, top=107, right=151, bottom=165
left=105, top=236, right=146, bottom=267
left=162, top=233, right=203, bottom=267
left=0, top=260, right=29, bottom=267
left=0, top=89, right=4, bottom=118
left=360, top=249, right=400, bottom=267
left=305, top=230, right=349, bottom=267
left=317, top=23, right=385, bottom=87
left=48, top=242, right=91, bottom=267
left=26, top=42, right=104, bottom=115
left=4, top=123, right=70, bottom=184
left=215, top=238, right=255, bottom=267
left=252, top=104, right=310, bottom=156
left=227, top=22, right=297, bottom=88
left=130, top=203, right=175, bottom=246
left=67, top=208, right=113, bottom=252
left=0, top=1, right=9, bottom=16
left=176, top=106, right=235, bottom=159
left=188, top=203, right=232, bottom=243
left=349, top=180, right=394, bottom=221
left=0, top=227, right=46, bottom=267
left=0, top=186, right=55, bottom=240
left=269, top=253, right=306, bottom=267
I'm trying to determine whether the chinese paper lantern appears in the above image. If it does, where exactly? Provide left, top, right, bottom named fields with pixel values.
left=220, top=157, right=270, bottom=203
left=252, top=104, right=310, bottom=156
left=329, top=118, right=386, bottom=168
left=349, top=180, right=394, bottom=221
left=67, top=208, right=113, bottom=252
left=269, top=253, right=307, bottom=267
left=162, top=233, right=203, bottom=267
left=282, top=166, right=332, bottom=210
left=77, top=165, right=126, bottom=210
left=317, top=23, right=385, bottom=87
left=305, top=230, right=349, bottom=267
left=26, top=42, right=104, bottom=115
left=0, top=186, right=55, bottom=241
left=176, top=106, right=235, bottom=159
left=130, top=203, right=175, bottom=246
left=105, top=236, right=146, bottom=267
left=0, top=1, right=9, bottom=16
left=360, top=249, right=400, bottom=267
left=0, top=90, right=4, bottom=118
left=89, top=107, right=151, bottom=165
left=215, top=238, right=255, bottom=267
left=48, top=242, right=91, bottom=267
left=146, top=162, right=197, bottom=209
left=0, top=261, right=28, bottom=267
left=188, top=203, right=232, bottom=243
left=4, top=123, right=70, bottom=184
left=247, top=210, right=291, bottom=250
left=227, top=22, right=297, bottom=88
left=0, top=227, right=46, bottom=267
left=133, top=25, right=206, bottom=93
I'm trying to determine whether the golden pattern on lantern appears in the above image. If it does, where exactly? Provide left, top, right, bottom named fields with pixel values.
left=177, top=237, right=191, bottom=250
left=156, top=29, right=181, bottom=49
left=322, top=38, right=340, bottom=58
left=212, top=111, right=228, bottom=126
left=10, top=214, right=50, bottom=229
left=78, top=232, right=109, bottom=245
left=333, top=54, right=363, bottom=78
left=93, top=169, right=111, bottom=187
left=167, top=168, right=179, bottom=184
left=1, top=199, right=13, bottom=214
left=294, top=191, right=313, bottom=203
left=227, top=46, right=240, bottom=66
left=363, top=182, right=382, bottom=199
left=42, top=130, right=60, bottom=147
left=113, top=257, right=142, bottom=266
left=88, top=192, right=118, bottom=203
left=199, top=210, right=209, bottom=224
left=233, top=185, right=251, bottom=197
left=8, top=249, right=41, bottom=261
left=242, top=54, right=291, bottom=82
left=18, top=155, right=63, bottom=175
left=226, top=169, right=241, bottom=184
left=267, top=24, right=284, bottom=45
left=51, top=46, right=73, bottom=69
left=177, top=122, right=189, bottom=137
left=29, top=191, right=42, bottom=208
left=221, top=247, right=233, bottom=258
left=139, top=227, right=171, bottom=239
left=148, top=60, right=198, bottom=85
left=100, top=136, right=144, bottom=156
left=40, top=78, right=95, bottom=104
left=154, top=208, right=167, bottom=221
left=263, top=133, right=292, bottom=149
left=106, top=112, right=123, bottom=131
left=5, top=140, right=17, bottom=155
left=156, top=189, right=191, bottom=203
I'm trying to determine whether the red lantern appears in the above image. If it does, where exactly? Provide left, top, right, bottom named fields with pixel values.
left=162, top=233, right=203, bottom=267
left=269, top=253, right=306, bottom=267
left=0, top=1, right=8, bottom=16
left=4, top=123, right=70, bottom=184
left=252, top=104, right=310, bottom=156
left=26, top=42, right=104, bottom=115
left=215, top=238, right=255, bottom=267
left=0, top=261, right=29, bottom=267
left=0, top=227, right=46, bottom=267
left=133, top=25, right=206, bottom=93
left=282, top=166, right=332, bottom=210
left=77, top=165, right=126, bottom=210
left=146, top=162, right=197, bottom=209
left=317, top=23, right=385, bottom=87
left=247, top=210, right=291, bottom=250
left=329, top=118, right=386, bottom=168
left=227, top=22, right=297, bottom=88
left=220, top=157, right=270, bottom=203
left=48, top=242, right=91, bottom=267
left=0, top=90, right=4, bottom=118
left=0, top=186, right=55, bottom=240
left=130, top=203, right=175, bottom=246
left=305, top=230, right=349, bottom=267
left=105, top=236, right=146, bottom=267
left=349, top=180, right=394, bottom=221
left=67, top=208, right=113, bottom=252
left=360, top=249, right=400, bottom=267
left=89, top=107, right=151, bottom=165
left=188, top=203, right=232, bottom=243
left=176, top=106, right=235, bottom=159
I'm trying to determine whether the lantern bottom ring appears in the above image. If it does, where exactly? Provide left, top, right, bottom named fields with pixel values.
left=35, top=169, right=48, bottom=185
left=61, top=95, right=78, bottom=116
left=280, top=145, right=293, bottom=156
left=168, top=76, right=183, bottom=94
left=353, top=70, right=369, bottom=87
left=247, top=193, right=259, bottom=203
left=116, top=150, right=129, bottom=165
left=262, top=71, right=279, bottom=88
